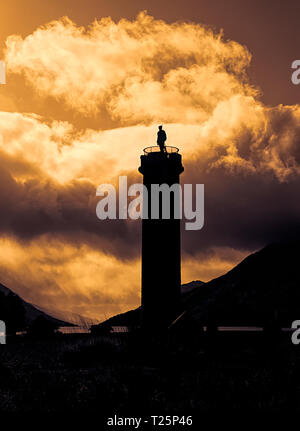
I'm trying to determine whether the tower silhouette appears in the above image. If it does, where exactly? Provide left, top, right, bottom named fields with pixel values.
left=139, top=142, right=184, bottom=331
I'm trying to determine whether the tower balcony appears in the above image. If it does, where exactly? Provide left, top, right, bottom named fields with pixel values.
left=139, top=145, right=184, bottom=177
left=143, top=145, right=179, bottom=156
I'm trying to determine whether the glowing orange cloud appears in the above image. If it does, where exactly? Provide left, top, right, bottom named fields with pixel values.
left=5, top=12, right=254, bottom=123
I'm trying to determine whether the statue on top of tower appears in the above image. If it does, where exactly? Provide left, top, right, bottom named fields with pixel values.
left=157, top=125, right=167, bottom=154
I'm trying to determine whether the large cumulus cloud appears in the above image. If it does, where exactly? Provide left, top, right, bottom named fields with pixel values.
left=5, top=12, right=255, bottom=123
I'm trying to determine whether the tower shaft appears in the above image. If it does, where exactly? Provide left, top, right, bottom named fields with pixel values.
left=139, top=149, right=184, bottom=330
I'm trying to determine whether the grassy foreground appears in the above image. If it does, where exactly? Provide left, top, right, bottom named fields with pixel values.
left=0, top=331, right=299, bottom=414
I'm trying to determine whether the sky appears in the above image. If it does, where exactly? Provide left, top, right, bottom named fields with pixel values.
left=0, top=0, right=300, bottom=321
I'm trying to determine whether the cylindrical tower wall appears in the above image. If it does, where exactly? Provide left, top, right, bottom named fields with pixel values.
left=139, top=151, right=184, bottom=330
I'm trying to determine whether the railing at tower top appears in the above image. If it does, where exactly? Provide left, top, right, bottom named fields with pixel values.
left=143, top=145, right=179, bottom=155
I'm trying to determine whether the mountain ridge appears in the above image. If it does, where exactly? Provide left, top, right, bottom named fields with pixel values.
left=0, top=282, right=72, bottom=329
left=91, top=280, right=205, bottom=332
left=174, top=241, right=300, bottom=329
left=93, top=241, right=300, bottom=331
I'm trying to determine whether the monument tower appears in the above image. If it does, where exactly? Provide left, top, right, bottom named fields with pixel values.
left=139, top=128, right=184, bottom=330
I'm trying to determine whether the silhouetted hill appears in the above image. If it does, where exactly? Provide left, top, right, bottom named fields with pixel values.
left=181, top=280, right=204, bottom=294
left=0, top=282, right=72, bottom=332
left=94, top=242, right=300, bottom=333
left=175, top=241, right=300, bottom=329
left=91, top=308, right=141, bottom=333
left=33, top=304, right=99, bottom=327
left=92, top=280, right=205, bottom=332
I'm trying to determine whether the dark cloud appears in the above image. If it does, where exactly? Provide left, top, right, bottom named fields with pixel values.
left=0, top=157, right=140, bottom=259
left=182, top=160, right=300, bottom=258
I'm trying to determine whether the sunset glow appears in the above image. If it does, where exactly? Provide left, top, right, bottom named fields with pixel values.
left=1, top=3, right=300, bottom=321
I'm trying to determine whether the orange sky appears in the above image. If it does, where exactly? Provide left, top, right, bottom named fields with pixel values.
left=0, top=2, right=300, bottom=321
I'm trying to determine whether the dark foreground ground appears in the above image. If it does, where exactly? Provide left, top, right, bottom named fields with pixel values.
left=0, top=330, right=299, bottom=418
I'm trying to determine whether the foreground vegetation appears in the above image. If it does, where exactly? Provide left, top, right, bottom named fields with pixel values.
left=0, top=330, right=299, bottom=414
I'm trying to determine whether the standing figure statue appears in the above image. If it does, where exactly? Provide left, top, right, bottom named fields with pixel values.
left=157, top=125, right=167, bottom=154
